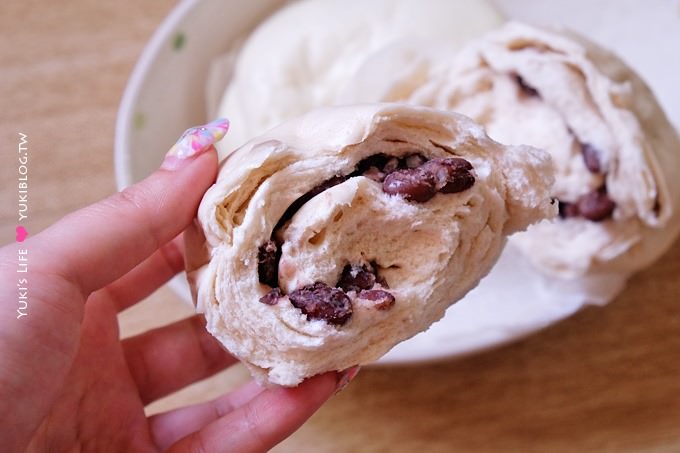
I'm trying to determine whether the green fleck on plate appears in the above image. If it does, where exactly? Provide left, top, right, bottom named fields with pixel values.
left=133, top=112, right=145, bottom=130
left=172, top=32, right=186, bottom=51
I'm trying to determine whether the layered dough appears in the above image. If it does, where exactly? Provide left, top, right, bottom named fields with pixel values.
left=341, top=22, right=680, bottom=281
left=185, top=104, right=555, bottom=386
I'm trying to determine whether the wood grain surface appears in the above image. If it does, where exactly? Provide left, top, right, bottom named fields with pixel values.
left=2, top=2, right=679, bottom=452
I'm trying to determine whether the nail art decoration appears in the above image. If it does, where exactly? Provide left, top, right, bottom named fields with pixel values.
left=335, top=365, right=360, bottom=394
left=165, top=118, right=229, bottom=160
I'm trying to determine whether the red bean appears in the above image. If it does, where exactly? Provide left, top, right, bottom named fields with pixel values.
left=289, top=282, right=353, bottom=325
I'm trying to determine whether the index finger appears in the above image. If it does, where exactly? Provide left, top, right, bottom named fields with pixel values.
left=31, top=119, right=227, bottom=297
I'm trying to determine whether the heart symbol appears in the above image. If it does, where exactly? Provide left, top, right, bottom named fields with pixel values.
left=16, top=226, right=28, bottom=243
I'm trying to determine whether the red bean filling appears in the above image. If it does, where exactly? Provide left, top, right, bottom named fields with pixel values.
left=558, top=200, right=580, bottom=219
left=257, top=152, right=472, bottom=321
left=383, top=168, right=438, bottom=202
left=337, top=263, right=377, bottom=292
left=405, top=154, right=428, bottom=168
left=576, top=189, right=616, bottom=221
left=558, top=186, right=616, bottom=222
left=258, top=260, right=395, bottom=322
left=289, top=282, right=353, bottom=325
left=354, top=153, right=401, bottom=182
left=514, top=74, right=540, bottom=98
left=259, top=153, right=475, bottom=286
left=383, top=157, right=475, bottom=202
left=257, top=240, right=280, bottom=287
left=275, top=175, right=347, bottom=232
left=421, top=157, right=475, bottom=193
left=580, top=143, right=603, bottom=174
left=516, top=87, right=612, bottom=221
left=358, top=289, right=396, bottom=310
left=260, top=176, right=347, bottom=287
left=259, top=287, right=282, bottom=305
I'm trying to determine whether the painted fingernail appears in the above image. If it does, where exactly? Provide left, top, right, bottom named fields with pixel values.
left=335, top=366, right=360, bottom=394
left=161, top=118, right=229, bottom=170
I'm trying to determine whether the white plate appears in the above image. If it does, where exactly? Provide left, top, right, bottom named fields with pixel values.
left=115, top=0, right=680, bottom=365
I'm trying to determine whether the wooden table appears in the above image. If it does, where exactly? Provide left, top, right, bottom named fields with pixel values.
left=3, top=2, right=679, bottom=451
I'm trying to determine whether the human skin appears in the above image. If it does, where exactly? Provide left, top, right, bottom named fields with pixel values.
left=0, top=120, right=353, bottom=452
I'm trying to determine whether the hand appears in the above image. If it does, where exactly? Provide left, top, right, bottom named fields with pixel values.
left=0, top=120, right=348, bottom=452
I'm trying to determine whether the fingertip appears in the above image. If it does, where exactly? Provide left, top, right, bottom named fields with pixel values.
left=160, top=143, right=219, bottom=173
left=34, top=145, right=220, bottom=297
left=161, top=117, right=228, bottom=171
left=334, top=366, right=361, bottom=394
left=280, top=371, right=339, bottom=404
